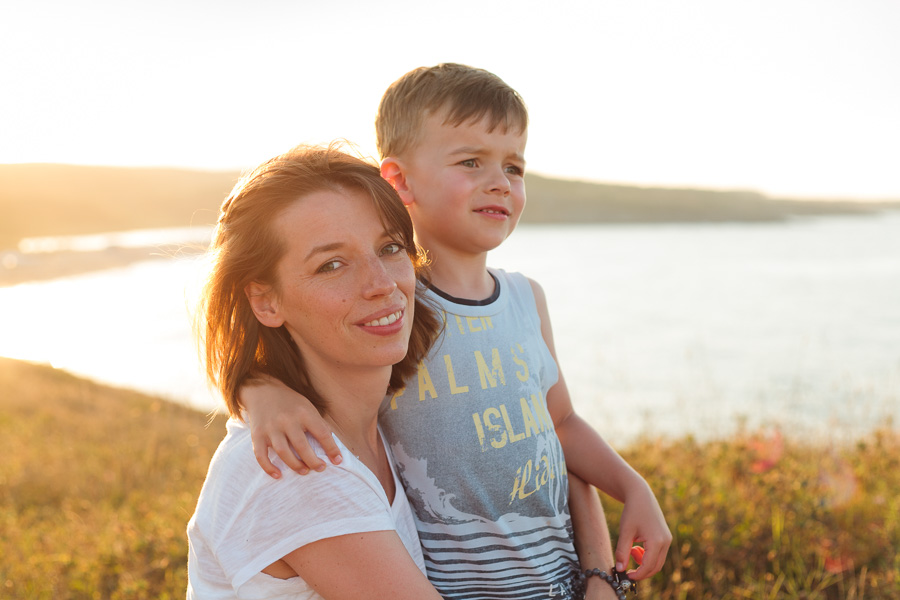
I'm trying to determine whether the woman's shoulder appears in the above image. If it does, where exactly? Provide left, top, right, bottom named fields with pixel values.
left=193, top=427, right=386, bottom=532
left=209, top=422, right=342, bottom=477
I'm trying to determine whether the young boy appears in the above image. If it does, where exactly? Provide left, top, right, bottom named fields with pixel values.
left=241, top=64, right=670, bottom=599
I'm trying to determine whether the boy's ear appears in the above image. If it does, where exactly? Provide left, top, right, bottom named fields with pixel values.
left=245, top=282, right=285, bottom=328
left=380, top=158, right=414, bottom=206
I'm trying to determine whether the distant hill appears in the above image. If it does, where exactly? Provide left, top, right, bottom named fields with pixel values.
left=0, top=164, right=240, bottom=250
left=1, top=163, right=897, bottom=250
left=521, top=173, right=899, bottom=224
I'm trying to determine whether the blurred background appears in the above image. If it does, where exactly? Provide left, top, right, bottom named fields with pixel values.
left=3, top=2, right=900, bottom=597
left=1, top=0, right=898, bottom=443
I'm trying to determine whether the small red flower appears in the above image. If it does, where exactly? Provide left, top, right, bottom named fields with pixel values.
left=748, top=429, right=784, bottom=473
left=630, top=546, right=645, bottom=566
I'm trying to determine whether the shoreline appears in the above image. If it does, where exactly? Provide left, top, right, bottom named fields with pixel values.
left=5, top=355, right=895, bottom=449
left=0, top=244, right=202, bottom=287
left=4, top=209, right=899, bottom=288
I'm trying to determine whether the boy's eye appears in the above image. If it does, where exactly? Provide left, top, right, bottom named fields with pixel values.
left=317, top=259, right=342, bottom=273
left=505, top=165, right=524, bottom=176
left=459, top=159, right=477, bottom=168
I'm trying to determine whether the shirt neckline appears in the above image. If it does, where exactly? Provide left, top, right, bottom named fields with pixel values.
left=424, top=272, right=500, bottom=306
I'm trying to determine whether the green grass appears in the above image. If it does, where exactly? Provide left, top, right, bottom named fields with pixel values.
left=2, top=357, right=898, bottom=598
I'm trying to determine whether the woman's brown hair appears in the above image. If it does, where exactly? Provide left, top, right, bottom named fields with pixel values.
left=197, top=144, right=441, bottom=418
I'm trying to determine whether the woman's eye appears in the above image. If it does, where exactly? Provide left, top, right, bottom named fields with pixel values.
left=317, top=259, right=342, bottom=273
left=381, top=243, right=403, bottom=256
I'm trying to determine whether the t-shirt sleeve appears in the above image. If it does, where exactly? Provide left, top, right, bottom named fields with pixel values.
left=207, top=442, right=395, bottom=591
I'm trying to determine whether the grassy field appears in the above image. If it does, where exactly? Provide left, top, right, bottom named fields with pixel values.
left=0, top=358, right=226, bottom=599
left=1, top=357, right=898, bottom=599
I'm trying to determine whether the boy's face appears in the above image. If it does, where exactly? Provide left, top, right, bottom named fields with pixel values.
left=395, top=112, right=527, bottom=258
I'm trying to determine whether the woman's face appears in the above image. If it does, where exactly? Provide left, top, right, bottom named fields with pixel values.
left=267, top=187, right=416, bottom=379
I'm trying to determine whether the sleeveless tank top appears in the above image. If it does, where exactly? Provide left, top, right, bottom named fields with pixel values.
left=379, top=268, right=583, bottom=600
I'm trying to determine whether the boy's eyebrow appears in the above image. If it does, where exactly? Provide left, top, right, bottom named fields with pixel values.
left=447, top=145, right=482, bottom=156
left=448, top=146, right=526, bottom=163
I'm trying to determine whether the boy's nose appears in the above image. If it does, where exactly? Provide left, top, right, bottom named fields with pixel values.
left=486, top=167, right=511, bottom=195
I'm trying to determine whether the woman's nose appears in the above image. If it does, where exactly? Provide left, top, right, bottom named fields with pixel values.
left=362, top=258, right=398, bottom=298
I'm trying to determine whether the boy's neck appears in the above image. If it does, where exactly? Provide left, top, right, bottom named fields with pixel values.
left=425, top=246, right=494, bottom=301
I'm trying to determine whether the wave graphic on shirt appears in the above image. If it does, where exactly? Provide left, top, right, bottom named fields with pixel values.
left=390, top=442, right=581, bottom=600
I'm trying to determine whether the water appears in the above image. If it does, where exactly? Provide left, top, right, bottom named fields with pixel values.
left=2, top=213, right=898, bottom=444
left=491, top=214, right=900, bottom=443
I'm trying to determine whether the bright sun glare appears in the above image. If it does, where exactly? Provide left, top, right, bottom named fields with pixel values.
left=1, top=0, right=899, bottom=198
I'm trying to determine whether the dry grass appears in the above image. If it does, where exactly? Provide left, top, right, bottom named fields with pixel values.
left=2, top=357, right=898, bottom=598
left=0, top=357, right=225, bottom=599
left=610, top=429, right=900, bottom=598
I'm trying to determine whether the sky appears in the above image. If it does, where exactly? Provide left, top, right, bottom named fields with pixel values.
left=1, top=0, right=899, bottom=199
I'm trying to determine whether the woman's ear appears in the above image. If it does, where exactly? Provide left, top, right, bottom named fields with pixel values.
left=380, top=157, right=414, bottom=206
left=245, top=282, right=284, bottom=328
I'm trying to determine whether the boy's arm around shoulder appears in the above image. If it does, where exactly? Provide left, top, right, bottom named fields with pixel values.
left=240, top=375, right=343, bottom=478
left=527, top=277, right=672, bottom=580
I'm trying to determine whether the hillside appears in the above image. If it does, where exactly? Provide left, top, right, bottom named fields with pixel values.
left=1, top=356, right=897, bottom=598
left=2, top=163, right=897, bottom=251
left=522, top=173, right=897, bottom=224
left=0, top=163, right=239, bottom=250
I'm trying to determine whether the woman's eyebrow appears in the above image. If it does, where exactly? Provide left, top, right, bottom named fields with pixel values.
left=304, top=230, right=396, bottom=261
left=305, top=242, right=343, bottom=261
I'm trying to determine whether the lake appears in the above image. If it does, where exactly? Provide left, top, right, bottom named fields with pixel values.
left=2, top=212, right=898, bottom=444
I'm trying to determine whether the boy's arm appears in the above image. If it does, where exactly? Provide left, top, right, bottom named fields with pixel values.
left=528, top=278, right=672, bottom=581
left=568, top=471, right=618, bottom=600
left=240, top=376, right=343, bottom=478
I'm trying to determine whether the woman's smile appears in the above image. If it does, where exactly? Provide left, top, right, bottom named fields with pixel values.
left=360, top=308, right=405, bottom=331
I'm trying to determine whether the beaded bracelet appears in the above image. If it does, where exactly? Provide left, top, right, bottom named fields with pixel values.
left=582, top=568, right=637, bottom=599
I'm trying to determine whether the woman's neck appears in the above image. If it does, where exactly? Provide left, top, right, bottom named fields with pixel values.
left=313, top=368, right=387, bottom=440
left=312, top=366, right=396, bottom=500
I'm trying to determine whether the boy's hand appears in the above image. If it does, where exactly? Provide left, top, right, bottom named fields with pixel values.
left=614, top=481, right=672, bottom=580
left=241, top=377, right=342, bottom=478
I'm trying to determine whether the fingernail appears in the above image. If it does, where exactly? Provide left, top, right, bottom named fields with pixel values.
left=270, top=471, right=281, bottom=480
left=315, top=464, right=326, bottom=472
left=332, top=455, right=343, bottom=464
left=616, top=562, right=625, bottom=572
left=298, top=468, right=309, bottom=475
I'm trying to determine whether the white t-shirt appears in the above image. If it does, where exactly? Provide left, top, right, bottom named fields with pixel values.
left=187, top=418, right=425, bottom=599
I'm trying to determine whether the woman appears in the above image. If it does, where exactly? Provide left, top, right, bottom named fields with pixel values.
left=187, top=145, right=443, bottom=599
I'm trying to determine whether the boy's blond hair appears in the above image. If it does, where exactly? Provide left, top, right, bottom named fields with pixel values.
left=375, top=63, right=528, bottom=159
